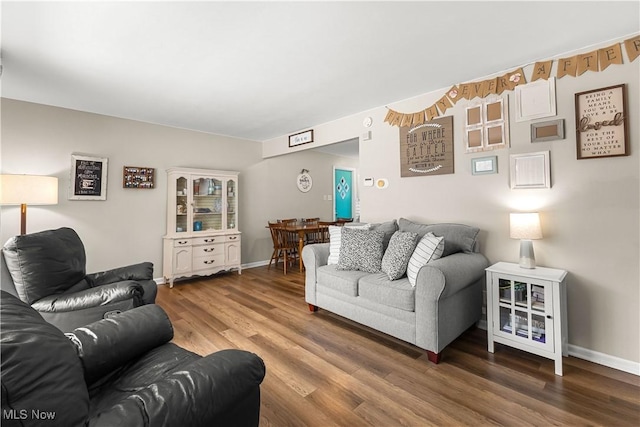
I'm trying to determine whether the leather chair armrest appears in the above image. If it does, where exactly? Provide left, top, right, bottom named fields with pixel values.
left=67, top=304, right=173, bottom=384
left=87, top=349, right=266, bottom=427
left=86, top=262, right=153, bottom=286
left=32, top=281, right=143, bottom=313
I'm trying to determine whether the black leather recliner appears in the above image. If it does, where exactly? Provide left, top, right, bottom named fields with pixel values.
left=1, top=227, right=157, bottom=332
left=0, top=291, right=266, bottom=426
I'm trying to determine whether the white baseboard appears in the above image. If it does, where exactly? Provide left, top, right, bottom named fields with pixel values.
left=476, top=322, right=639, bottom=376
left=567, top=344, right=640, bottom=376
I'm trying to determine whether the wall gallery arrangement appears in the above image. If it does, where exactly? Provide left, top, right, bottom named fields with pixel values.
left=390, top=33, right=637, bottom=183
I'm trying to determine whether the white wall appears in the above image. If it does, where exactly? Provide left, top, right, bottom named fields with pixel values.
left=263, top=36, right=640, bottom=366
left=0, top=100, right=357, bottom=276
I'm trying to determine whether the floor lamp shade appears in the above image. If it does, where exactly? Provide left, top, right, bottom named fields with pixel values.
left=0, top=174, right=59, bottom=234
left=510, top=213, right=542, bottom=269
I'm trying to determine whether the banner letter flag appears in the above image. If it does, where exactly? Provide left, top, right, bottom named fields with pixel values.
left=384, top=109, right=395, bottom=124
left=400, top=113, right=413, bottom=128
left=507, top=68, right=526, bottom=88
left=425, top=105, right=439, bottom=121
left=577, top=51, right=599, bottom=76
left=599, top=43, right=623, bottom=71
left=624, top=35, right=640, bottom=62
left=435, top=95, right=453, bottom=115
left=458, top=83, right=471, bottom=100
left=391, top=111, right=403, bottom=127
left=531, top=60, right=553, bottom=81
left=447, top=85, right=461, bottom=104
left=557, top=56, right=577, bottom=78
left=482, top=78, right=498, bottom=97
left=496, top=73, right=511, bottom=94
left=412, top=112, right=425, bottom=126
left=469, top=81, right=485, bottom=99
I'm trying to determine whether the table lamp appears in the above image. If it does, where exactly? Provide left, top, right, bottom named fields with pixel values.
left=0, top=174, right=59, bottom=235
left=510, top=212, right=542, bottom=269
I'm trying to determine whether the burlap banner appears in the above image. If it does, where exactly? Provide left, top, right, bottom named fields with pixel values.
left=385, top=35, right=639, bottom=127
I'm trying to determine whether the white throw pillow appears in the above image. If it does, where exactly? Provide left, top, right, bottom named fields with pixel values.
left=406, top=232, right=445, bottom=287
left=327, top=224, right=370, bottom=265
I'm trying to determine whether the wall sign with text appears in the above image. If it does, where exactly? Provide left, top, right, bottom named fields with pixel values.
left=574, top=84, right=628, bottom=159
left=399, top=116, right=454, bottom=177
left=70, top=154, right=108, bottom=200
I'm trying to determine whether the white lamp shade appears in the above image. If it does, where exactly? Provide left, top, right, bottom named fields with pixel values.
left=510, top=212, right=542, bottom=240
left=0, top=175, right=59, bottom=205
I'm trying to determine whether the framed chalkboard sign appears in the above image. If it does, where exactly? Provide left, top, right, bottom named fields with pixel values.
left=69, top=153, right=108, bottom=200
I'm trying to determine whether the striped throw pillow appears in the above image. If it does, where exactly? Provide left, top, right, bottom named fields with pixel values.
left=406, top=232, right=445, bottom=287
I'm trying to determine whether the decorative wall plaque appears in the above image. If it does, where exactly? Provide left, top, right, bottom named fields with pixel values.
left=574, top=84, right=628, bottom=159
left=399, top=116, right=454, bottom=177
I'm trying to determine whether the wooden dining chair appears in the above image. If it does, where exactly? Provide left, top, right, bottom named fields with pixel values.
left=268, top=221, right=298, bottom=274
left=301, top=218, right=322, bottom=245
left=336, top=217, right=354, bottom=225
left=318, top=221, right=336, bottom=243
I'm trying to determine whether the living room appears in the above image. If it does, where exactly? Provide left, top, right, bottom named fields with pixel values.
left=1, top=1, right=639, bottom=425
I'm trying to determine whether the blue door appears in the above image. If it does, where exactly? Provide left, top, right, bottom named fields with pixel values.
left=334, top=168, right=353, bottom=220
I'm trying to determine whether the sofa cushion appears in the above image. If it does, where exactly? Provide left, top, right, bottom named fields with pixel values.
left=327, top=224, right=371, bottom=265
left=369, top=220, right=399, bottom=251
left=381, top=231, right=419, bottom=280
left=398, top=218, right=479, bottom=256
left=358, top=273, right=415, bottom=312
left=406, top=232, right=445, bottom=287
left=337, top=228, right=384, bottom=273
left=317, top=265, right=368, bottom=297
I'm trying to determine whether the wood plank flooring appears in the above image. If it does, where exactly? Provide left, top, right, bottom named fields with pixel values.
left=156, top=266, right=640, bottom=426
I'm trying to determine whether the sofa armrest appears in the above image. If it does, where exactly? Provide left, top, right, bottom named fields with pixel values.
left=86, top=262, right=153, bottom=286
left=32, top=281, right=143, bottom=313
left=302, top=243, right=330, bottom=306
left=415, top=252, right=489, bottom=301
left=67, top=304, right=173, bottom=384
left=88, top=349, right=266, bottom=427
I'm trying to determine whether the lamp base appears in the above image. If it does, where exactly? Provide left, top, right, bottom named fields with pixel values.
left=519, top=239, right=536, bottom=269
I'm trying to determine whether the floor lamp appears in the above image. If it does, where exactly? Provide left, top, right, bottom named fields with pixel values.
left=0, top=174, right=59, bottom=235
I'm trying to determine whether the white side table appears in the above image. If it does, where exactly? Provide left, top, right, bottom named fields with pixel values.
left=485, top=262, right=568, bottom=375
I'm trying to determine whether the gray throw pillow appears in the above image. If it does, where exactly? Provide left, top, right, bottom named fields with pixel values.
left=381, top=231, right=419, bottom=280
left=337, top=228, right=384, bottom=273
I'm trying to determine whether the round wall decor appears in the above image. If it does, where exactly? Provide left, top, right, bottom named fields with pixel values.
left=296, top=171, right=313, bottom=192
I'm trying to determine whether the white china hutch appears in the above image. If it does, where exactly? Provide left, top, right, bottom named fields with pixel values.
left=162, top=167, right=241, bottom=287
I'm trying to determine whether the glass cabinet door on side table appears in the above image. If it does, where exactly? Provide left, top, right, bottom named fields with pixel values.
left=494, top=275, right=554, bottom=354
left=485, top=262, right=568, bottom=376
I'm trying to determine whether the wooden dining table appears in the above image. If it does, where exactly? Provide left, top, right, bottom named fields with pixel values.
left=274, top=222, right=330, bottom=272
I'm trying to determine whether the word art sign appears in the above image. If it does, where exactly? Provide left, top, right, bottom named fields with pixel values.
left=399, top=116, right=454, bottom=177
left=574, top=84, right=628, bottom=159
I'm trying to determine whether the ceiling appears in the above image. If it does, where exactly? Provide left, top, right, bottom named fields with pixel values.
left=1, top=1, right=638, bottom=142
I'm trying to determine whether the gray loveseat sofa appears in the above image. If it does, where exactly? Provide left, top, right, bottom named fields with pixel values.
left=302, top=218, right=489, bottom=363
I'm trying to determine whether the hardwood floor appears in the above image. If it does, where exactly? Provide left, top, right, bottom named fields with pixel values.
left=156, top=266, right=639, bottom=426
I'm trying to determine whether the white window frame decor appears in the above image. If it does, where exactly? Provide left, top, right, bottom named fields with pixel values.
left=515, top=78, right=557, bottom=122
left=509, top=151, right=551, bottom=189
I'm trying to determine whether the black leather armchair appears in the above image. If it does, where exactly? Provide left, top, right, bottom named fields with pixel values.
left=0, top=291, right=266, bottom=427
left=1, top=227, right=157, bottom=332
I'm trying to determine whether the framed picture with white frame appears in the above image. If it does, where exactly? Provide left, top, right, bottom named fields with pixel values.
left=515, top=78, right=557, bottom=122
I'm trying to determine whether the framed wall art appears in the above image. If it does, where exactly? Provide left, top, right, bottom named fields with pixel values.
left=515, top=78, right=557, bottom=122
left=574, top=84, right=628, bottom=159
left=399, top=116, right=454, bottom=177
left=509, top=151, right=551, bottom=189
left=123, top=166, right=155, bottom=189
left=531, top=119, right=564, bottom=143
left=289, top=129, right=314, bottom=147
left=70, top=153, right=108, bottom=200
left=464, top=96, right=510, bottom=153
left=471, top=156, right=498, bottom=175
